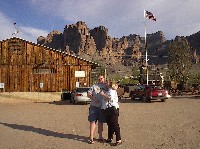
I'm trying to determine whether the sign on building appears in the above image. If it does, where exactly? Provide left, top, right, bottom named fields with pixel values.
left=75, top=71, right=85, bottom=77
left=76, top=82, right=80, bottom=87
left=0, top=83, right=4, bottom=88
left=40, top=83, right=44, bottom=88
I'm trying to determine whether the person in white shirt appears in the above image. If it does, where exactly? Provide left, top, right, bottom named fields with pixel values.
left=100, top=82, right=122, bottom=146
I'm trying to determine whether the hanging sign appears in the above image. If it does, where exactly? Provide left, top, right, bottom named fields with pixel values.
left=0, top=83, right=4, bottom=88
left=40, top=83, right=44, bottom=88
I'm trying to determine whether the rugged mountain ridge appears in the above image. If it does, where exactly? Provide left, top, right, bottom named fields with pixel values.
left=37, top=21, right=199, bottom=78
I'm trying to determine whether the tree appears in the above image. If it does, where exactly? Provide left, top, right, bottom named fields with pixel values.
left=188, top=64, right=200, bottom=84
left=168, top=36, right=194, bottom=84
left=132, top=66, right=140, bottom=78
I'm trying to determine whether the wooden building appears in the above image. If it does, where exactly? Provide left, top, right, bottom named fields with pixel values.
left=0, top=37, right=98, bottom=92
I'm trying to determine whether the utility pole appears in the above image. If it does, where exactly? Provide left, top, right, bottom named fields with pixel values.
left=104, top=68, right=107, bottom=81
left=144, top=10, right=149, bottom=85
left=144, top=9, right=156, bottom=85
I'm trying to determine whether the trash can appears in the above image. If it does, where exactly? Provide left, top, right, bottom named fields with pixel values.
left=61, top=90, right=71, bottom=100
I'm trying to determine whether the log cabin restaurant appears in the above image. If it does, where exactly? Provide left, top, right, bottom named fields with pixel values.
left=0, top=37, right=98, bottom=92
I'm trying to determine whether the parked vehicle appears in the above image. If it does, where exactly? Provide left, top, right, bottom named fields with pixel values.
left=130, top=85, right=171, bottom=102
left=117, top=85, right=125, bottom=99
left=130, top=85, right=146, bottom=101
left=70, top=87, right=91, bottom=104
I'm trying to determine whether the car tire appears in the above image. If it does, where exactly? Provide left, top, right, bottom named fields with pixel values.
left=142, top=96, right=150, bottom=103
left=70, top=97, right=74, bottom=103
left=161, top=99, right=166, bottom=102
left=74, top=98, right=77, bottom=104
left=142, top=96, right=146, bottom=102
left=131, top=96, right=135, bottom=100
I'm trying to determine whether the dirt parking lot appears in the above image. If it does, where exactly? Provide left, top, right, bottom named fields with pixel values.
left=0, top=93, right=200, bottom=149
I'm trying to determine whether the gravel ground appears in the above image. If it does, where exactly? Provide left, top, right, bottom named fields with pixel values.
left=0, top=93, right=200, bottom=149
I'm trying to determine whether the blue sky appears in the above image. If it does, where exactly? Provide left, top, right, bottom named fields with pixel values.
left=0, top=0, right=199, bottom=43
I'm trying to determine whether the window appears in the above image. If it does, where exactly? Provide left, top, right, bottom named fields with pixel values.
left=33, top=68, right=55, bottom=74
left=76, top=87, right=90, bottom=92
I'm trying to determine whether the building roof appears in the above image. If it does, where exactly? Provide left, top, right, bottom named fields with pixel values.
left=0, top=37, right=99, bottom=67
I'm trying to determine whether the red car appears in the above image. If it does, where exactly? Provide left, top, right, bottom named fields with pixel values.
left=131, top=85, right=171, bottom=102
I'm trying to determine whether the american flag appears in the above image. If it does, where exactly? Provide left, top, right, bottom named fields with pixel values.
left=145, top=10, right=156, bottom=21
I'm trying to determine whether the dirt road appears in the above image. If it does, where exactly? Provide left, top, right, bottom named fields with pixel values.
left=0, top=93, right=200, bottom=149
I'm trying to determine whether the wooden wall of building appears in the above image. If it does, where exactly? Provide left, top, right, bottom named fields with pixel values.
left=0, top=37, right=95, bottom=92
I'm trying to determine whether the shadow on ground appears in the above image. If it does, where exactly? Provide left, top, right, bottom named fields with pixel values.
left=34, top=100, right=89, bottom=106
left=171, top=95, right=200, bottom=99
left=119, top=98, right=165, bottom=103
left=0, top=121, right=91, bottom=144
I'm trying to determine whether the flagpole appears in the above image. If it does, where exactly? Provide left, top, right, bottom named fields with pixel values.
left=144, top=9, right=148, bottom=85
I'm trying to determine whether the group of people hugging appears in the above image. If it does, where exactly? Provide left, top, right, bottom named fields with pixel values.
left=87, top=75, right=122, bottom=146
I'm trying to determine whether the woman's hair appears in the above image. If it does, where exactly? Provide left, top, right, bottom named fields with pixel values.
left=111, top=82, right=118, bottom=88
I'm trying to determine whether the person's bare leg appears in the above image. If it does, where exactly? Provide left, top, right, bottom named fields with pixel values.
left=98, top=122, right=103, bottom=139
left=90, top=121, right=96, bottom=143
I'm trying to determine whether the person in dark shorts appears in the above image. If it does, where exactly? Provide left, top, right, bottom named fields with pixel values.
left=87, top=75, right=107, bottom=144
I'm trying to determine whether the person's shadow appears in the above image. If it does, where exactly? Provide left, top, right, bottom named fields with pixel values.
left=0, top=121, right=89, bottom=143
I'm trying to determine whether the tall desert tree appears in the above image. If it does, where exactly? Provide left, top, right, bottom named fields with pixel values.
left=168, top=36, right=194, bottom=84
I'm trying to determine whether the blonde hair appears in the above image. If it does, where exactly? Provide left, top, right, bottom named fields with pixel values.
left=111, top=82, right=118, bottom=88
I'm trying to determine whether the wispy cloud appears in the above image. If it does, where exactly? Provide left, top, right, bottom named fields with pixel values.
left=0, top=12, right=15, bottom=40
left=30, top=0, right=200, bottom=39
left=0, top=11, right=48, bottom=43
left=19, top=26, right=49, bottom=42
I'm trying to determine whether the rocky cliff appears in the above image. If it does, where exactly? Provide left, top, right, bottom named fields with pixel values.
left=37, top=21, right=199, bottom=78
